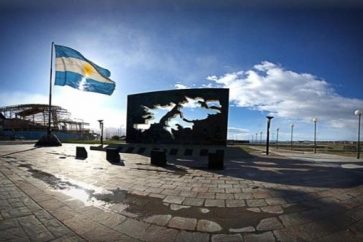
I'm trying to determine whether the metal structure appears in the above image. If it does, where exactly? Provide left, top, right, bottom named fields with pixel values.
left=0, top=104, right=89, bottom=133
left=126, top=88, right=229, bottom=145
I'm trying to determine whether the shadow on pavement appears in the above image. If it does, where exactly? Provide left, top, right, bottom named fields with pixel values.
left=167, top=146, right=363, bottom=189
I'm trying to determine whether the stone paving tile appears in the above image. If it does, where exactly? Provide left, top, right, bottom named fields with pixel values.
left=216, top=193, right=234, bottom=200
left=198, top=192, right=216, bottom=199
left=40, top=218, right=75, bottom=238
left=94, top=211, right=127, bottom=229
left=265, top=198, right=287, bottom=206
left=18, top=216, right=54, bottom=241
left=168, top=216, right=197, bottom=231
left=2, top=144, right=363, bottom=241
left=115, top=218, right=150, bottom=240
left=261, top=205, right=283, bottom=214
left=143, top=214, right=172, bottom=226
left=196, top=219, right=222, bottom=233
left=226, top=199, right=246, bottom=207
left=0, top=227, right=30, bottom=241
left=212, top=233, right=244, bottom=242
left=208, top=188, right=226, bottom=193
left=256, top=217, right=284, bottom=231
left=50, top=235, right=86, bottom=242
left=62, top=216, right=100, bottom=236
left=182, top=197, right=205, bottom=206
left=37, top=198, right=66, bottom=212
left=1, top=206, right=32, bottom=218
left=226, top=188, right=242, bottom=193
left=234, top=193, right=253, bottom=200
left=142, top=224, right=179, bottom=242
left=229, top=226, right=255, bottom=233
left=205, top=199, right=225, bottom=207
left=161, top=189, right=180, bottom=196
left=278, top=212, right=308, bottom=227
left=175, top=231, right=210, bottom=242
left=82, top=224, right=129, bottom=242
left=145, top=187, right=164, bottom=194
left=163, top=195, right=185, bottom=204
left=149, top=193, right=166, bottom=199
left=273, top=228, right=303, bottom=242
left=244, top=231, right=276, bottom=242
left=253, top=192, right=271, bottom=199
left=246, top=199, right=267, bottom=207
left=192, top=187, right=209, bottom=193
left=180, top=191, right=199, bottom=198
left=50, top=206, right=79, bottom=221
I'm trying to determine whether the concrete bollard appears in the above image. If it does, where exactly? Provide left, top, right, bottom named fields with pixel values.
left=150, top=149, right=167, bottom=166
left=208, top=150, right=224, bottom=170
left=76, top=146, right=87, bottom=159
left=106, top=147, right=121, bottom=163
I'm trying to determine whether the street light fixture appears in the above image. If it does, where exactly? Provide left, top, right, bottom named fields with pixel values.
left=276, top=128, right=279, bottom=149
left=98, top=119, right=104, bottom=147
left=290, top=124, right=294, bottom=150
left=355, top=109, right=362, bottom=159
left=260, top=131, right=263, bottom=144
left=312, top=118, right=318, bottom=154
left=266, top=116, right=274, bottom=155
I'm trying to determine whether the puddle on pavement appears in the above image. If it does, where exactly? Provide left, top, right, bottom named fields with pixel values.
left=17, top=162, right=276, bottom=233
left=125, top=194, right=273, bottom=232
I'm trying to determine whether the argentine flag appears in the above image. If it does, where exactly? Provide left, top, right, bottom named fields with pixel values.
left=54, top=45, right=115, bottom=95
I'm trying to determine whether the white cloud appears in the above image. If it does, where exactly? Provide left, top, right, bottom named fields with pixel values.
left=174, top=83, right=189, bottom=89
left=227, top=127, right=250, bottom=140
left=228, top=127, right=249, bottom=133
left=207, top=61, right=363, bottom=129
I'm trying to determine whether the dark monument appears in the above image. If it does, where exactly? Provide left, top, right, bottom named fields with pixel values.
left=126, top=88, right=229, bottom=145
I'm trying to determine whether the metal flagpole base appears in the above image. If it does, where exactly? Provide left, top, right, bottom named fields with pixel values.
left=35, top=133, right=62, bottom=147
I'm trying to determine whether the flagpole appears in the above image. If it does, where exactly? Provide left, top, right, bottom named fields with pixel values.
left=47, top=42, right=54, bottom=135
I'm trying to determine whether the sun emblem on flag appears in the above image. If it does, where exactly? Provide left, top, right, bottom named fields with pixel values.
left=82, top=63, right=95, bottom=77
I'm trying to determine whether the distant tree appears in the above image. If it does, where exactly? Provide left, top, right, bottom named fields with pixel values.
left=111, top=135, right=120, bottom=140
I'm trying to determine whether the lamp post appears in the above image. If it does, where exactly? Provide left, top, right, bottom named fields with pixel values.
left=276, top=128, right=279, bottom=149
left=98, top=119, right=104, bottom=147
left=312, top=118, right=318, bottom=153
left=266, top=116, right=274, bottom=155
left=255, top=133, right=258, bottom=145
left=260, top=131, right=263, bottom=144
left=290, top=124, right=294, bottom=150
left=355, top=109, right=362, bottom=159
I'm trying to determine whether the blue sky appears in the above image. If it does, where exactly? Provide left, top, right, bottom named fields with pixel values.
left=0, top=0, right=363, bottom=141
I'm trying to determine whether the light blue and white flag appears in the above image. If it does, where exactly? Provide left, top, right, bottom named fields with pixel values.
left=54, top=45, right=115, bottom=95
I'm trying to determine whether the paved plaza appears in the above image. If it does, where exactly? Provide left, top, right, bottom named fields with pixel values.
left=0, top=143, right=363, bottom=241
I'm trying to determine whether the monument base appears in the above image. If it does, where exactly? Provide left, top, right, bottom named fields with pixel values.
left=35, top=133, right=62, bottom=147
